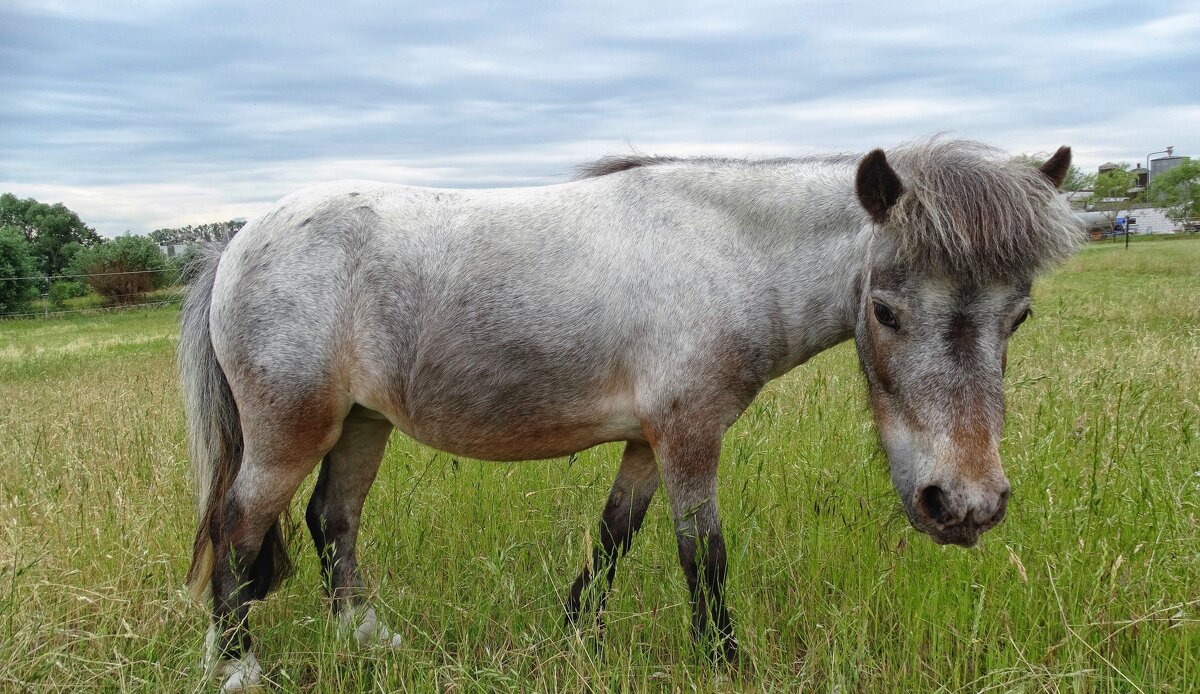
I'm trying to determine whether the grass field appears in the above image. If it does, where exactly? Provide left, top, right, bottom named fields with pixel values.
left=1, top=236, right=1197, bottom=692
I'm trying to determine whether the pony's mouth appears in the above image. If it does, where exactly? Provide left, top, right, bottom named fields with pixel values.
left=925, top=526, right=981, bottom=548
left=902, top=503, right=986, bottom=548
left=913, top=511, right=1003, bottom=548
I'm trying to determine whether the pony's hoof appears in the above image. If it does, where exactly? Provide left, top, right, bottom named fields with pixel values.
left=202, top=625, right=265, bottom=690
left=214, top=652, right=264, bottom=692
left=339, top=605, right=402, bottom=648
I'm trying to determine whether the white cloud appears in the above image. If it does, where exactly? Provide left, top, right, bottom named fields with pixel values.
left=774, top=95, right=1000, bottom=127
left=3, top=0, right=195, bottom=21
left=1, top=0, right=1196, bottom=235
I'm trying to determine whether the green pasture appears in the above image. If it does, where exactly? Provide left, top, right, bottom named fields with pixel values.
left=1, top=236, right=1197, bottom=692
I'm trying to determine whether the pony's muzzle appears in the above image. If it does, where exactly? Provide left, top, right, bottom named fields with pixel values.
left=912, top=476, right=1010, bottom=547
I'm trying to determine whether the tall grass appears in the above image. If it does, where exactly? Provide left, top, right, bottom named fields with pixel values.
left=0, top=239, right=1196, bottom=692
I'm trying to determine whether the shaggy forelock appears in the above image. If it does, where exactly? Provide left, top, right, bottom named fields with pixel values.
left=881, top=139, right=1085, bottom=278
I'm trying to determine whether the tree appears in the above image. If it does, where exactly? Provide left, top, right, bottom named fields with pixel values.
left=0, top=193, right=102, bottom=276
left=1092, top=163, right=1137, bottom=201
left=0, top=226, right=38, bottom=314
left=66, top=235, right=166, bottom=304
left=1065, top=168, right=1097, bottom=193
left=1147, top=160, right=1200, bottom=228
left=149, top=219, right=246, bottom=245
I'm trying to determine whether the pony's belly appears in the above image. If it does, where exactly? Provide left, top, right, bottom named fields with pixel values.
left=394, top=402, right=644, bottom=462
left=407, top=428, right=627, bottom=462
left=350, top=330, right=644, bottom=460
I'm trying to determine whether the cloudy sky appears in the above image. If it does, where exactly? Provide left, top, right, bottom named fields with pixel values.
left=2, top=0, right=1197, bottom=236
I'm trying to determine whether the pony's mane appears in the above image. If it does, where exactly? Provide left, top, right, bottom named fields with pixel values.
left=574, top=139, right=1084, bottom=277
left=572, top=154, right=809, bottom=180
left=572, top=152, right=861, bottom=180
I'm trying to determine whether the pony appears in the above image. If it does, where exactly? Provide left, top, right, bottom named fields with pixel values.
left=180, top=138, right=1082, bottom=689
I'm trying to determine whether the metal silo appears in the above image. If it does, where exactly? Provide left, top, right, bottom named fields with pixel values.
left=1149, top=156, right=1190, bottom=185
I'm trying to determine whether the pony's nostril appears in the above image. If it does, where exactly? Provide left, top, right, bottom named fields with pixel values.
left=997, top=487, right=1010, bottom=513
left=917, top=484, right=956, bottom=526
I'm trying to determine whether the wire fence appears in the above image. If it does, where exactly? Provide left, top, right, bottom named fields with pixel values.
left=0, top=267, right=173, bottom=283
left=0, top=296, right=184, bottom=321
left=1, top=268, right=184, bottom=321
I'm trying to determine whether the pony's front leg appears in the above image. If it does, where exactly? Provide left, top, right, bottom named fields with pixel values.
left=652, top=426, right=739, bottom=664
left=565, top=440, right=660, bottom=627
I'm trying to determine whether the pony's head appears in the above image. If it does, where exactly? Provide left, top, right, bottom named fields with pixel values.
left=853, top=140, right=1082, bottom=546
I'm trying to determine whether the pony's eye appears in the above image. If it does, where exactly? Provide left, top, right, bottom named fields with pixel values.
left=1011, top=308, right=1031, bottom=334
left=873, top=301, right=899, bottom=330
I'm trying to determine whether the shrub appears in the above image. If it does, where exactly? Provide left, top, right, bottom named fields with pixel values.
left=67, top=234, right=165, bottom=305
left=48, top=279, right=89, bottom=307
left=0, top=226, right=38, bottom=314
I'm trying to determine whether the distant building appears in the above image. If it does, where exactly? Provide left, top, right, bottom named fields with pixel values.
left=159, top=244, right=189, bottom=258
left=1079, top=201, right=1188, bottom=238
left=1096, top=161, right=1146, bottom=198
left=1118, top=206, right=1183, bottom=235
left=1129, top=165, right=1149, bottom=193
left=1149, top=155, right=1189, bottom=185
left=1082, top=150, right=1193, bottom=236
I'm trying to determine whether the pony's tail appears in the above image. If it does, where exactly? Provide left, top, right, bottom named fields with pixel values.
left=181, top=243, right=291, bottom=603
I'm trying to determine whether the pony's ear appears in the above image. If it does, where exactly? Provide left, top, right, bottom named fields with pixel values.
left=1039, top=146, right=1072, bottom=189
left=856, top=149, right=904, bottom=224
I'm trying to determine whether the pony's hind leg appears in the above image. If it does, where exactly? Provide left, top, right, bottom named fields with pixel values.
left=304, top=408, right=400, bottom=647
left=206, top=402, right=344, bottom=691
left=565, top=440, right=659, bottom=627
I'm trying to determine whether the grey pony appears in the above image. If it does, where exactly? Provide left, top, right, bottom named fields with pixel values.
left=180, top=138, right=1082, bottom=689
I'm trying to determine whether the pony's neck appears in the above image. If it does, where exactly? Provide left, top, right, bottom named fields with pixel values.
left=674, top=159, right=871, bottom=376
left=767, top=218, right=871, bottom=376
